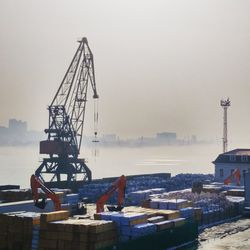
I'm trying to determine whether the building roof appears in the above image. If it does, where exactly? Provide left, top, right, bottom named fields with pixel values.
left=224, top=149, right=250, bottom=156
left=213, top=148, right=250, bottom=164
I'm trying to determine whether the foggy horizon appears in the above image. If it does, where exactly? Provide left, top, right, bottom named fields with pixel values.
left=1, top=0, right=250, bottom=144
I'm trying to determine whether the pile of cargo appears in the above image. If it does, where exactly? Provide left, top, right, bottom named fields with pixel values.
left=0, top=211, right=40, bottom=250
left=0, top=206, right=200, bottom=250
left=126, top=175, right=169, bottom=193
left=78, top=174, right=214, bottom=206
left=146, top=198, right=191, bottom=210
left=139, top=187, right=245, bottom=227
left=95, top=211, right=150, bottom=241
left=124, top=206, right=181, bottom=220
left=0, top=210, right=119, bottom=250
left=39, top=211, right=117, bottom=250
left=202, top=184, right=223, bottom=193
left=164, top=174, right=214, bottom=191
left=157, top=190, right=233, bottom=212
left=94, top=206, right=188, bottom=243
left=79, top=174, right=170, bottom=203
left=226, top=189, right=245, bottom=197
left=0, top=189, right=33, bottom=203
left=141, top=198, right=202, bottom=222
left=127, top=188, right=165, bottom=205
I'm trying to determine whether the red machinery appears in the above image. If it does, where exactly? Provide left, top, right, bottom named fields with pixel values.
left=96, top=175, right=126, bottom=213
left=224, top=168, right=241, bottom=186
left=30, top=174, right=61, bottom=211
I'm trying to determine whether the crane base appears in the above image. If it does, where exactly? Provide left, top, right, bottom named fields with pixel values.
left=34, top=156, right=92, bottom=190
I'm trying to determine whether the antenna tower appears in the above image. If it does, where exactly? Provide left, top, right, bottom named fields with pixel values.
left=220, top=98, right=230, bottom=153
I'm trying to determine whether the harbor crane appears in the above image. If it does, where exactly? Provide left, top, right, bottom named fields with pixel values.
left=35, top=37, right=99, bottom=189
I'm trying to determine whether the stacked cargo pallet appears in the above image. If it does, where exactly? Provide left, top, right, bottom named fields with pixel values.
left=226, top=189, right=245, bottom=197
left=95, top=211, right=154, bottom=242
left=78, top=175, right=168, bottom=203
left=146, top=198, right=189, bottom=210
left=202, top=185, right=223, bottom=193
left=39, top=210, right=117, bottom=250
left=193, top=207, right=202, bottom=224
left=127, top=188, right=165, bottom=205
left=179, top=207, right=195, bottom=219
left=95, top=208, right=186, bottom=243
left=0, top=213, right=8, bottom=249
left=0, top=189, right=33, bottom=202
left=0, top=211, right=40, bottom=250
left=124, top=206, right=180, bottom=220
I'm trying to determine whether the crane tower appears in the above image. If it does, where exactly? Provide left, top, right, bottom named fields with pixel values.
left=220, top=98, right=230, bottom=153
left=35, top=37, right=99, bottom=189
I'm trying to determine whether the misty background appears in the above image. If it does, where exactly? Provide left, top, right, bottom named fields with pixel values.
left=0, top=0, right=250, bottom=146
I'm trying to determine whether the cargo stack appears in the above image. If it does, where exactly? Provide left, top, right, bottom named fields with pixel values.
left=202, top=185, right=223, bottom=193
left=226, top=189, right=245, bottom=197
left=0, top=213, right=8, bottom=250
left=193, top=207, right=202, bottom=225
left=147, top=216, right=165, bottom=224
left=146, top=198, right=189, bottom=210
left=127, top=188, right=165, bottom=205
left=95, top=208, right=187, bottom=243
left=131, top=223, right=157, bottom=239
left=95, top=211, right=154, bottom=242
left=0, top=211, right=40, bottom=250
left=123, top=206, right=180, bottom=220
left=39, top=210, right=117, bottom=250
left=155, top=220, right=174, bottom=231
left=179, top=207, right=195, bottom=219
left=0, top=189, right=33, bottom=203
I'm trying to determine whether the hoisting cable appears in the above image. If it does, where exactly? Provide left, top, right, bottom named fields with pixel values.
left=93, top=98, right=99, bottom=142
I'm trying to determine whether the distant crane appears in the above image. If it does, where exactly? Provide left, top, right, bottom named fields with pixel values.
left=35, top=37, right=99, bottom=189
left=220, top=98, right=230, bottom=153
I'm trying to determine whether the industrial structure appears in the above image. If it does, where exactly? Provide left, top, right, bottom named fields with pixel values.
left=220, top=98, right=230, bottom=153
left=35, top=37, right=99, bottom=189
left=213, top=149, right=250, bottom=185
left=96, top=175, right=126, bottom=213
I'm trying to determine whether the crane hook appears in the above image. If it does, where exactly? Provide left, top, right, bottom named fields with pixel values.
left=93, top=98, right=99, bottom=143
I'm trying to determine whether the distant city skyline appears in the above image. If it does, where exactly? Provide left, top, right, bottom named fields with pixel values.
left=0, top=118, right=44, bottom=146
left=0, top=118, right=215, bottom=147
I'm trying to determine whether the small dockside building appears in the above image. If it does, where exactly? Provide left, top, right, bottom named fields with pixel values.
left=213, top=149, right=250, bottom=185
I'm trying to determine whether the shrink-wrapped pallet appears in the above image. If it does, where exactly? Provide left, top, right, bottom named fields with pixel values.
left=39, top=217, right=117, bottom=250
left=155, top=220, right=174, bottom=231
left=131, top=223, right=157, bottom=239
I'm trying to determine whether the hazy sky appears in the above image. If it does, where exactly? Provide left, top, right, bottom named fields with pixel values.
left=0, top=0, right=250, bottom=143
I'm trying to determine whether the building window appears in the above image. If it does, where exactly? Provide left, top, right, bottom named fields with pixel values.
left=229, top=155, right=236, bottom=161
left=220, top=169, right=224, bottom=178
left=241, top=155, right=248, bottom=162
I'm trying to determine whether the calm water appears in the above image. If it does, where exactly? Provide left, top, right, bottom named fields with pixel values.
left=0, top=143, right=222, bottom=188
